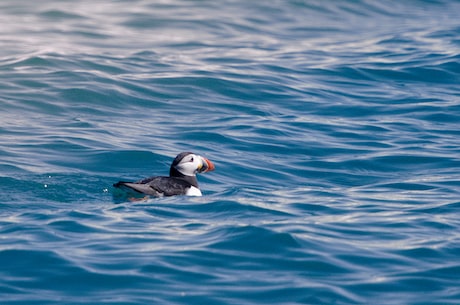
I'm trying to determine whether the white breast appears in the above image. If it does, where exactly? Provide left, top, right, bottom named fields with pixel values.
left=185, top=186, right=202, bottom=196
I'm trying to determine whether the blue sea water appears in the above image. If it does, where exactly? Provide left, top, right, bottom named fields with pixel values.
left=1, top=0, right=460, bottom=304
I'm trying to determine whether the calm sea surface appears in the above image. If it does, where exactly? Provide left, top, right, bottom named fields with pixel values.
left=1, top=1, right=460, bottom=304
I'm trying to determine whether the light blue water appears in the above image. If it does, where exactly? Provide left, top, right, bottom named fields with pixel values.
left=1, top=1, right=460, bottom=304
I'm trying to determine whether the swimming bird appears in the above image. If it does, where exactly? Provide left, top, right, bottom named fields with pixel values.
left=113, top=152, right=215, bottom=197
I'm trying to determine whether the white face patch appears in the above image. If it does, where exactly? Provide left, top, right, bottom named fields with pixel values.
left=185, top=186, right=202, bottom=196
left=174, top=153, right=203, bottom=176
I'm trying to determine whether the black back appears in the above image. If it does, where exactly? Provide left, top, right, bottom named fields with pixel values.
left=138, top=176, right=195, bottom=196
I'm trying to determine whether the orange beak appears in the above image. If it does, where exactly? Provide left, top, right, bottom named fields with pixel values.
left=200, top=157, right=215, bottom=173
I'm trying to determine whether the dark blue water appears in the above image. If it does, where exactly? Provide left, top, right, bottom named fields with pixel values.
left=1, top=1, right=460, bottom=304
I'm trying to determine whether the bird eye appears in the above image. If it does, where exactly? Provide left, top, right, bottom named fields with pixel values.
left=190, top=157, right=194, bottom=162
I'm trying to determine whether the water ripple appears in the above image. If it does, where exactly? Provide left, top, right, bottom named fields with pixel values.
left=1, top=0, right=460, bottom=304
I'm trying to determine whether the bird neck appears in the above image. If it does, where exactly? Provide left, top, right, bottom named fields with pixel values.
left=170, top=167, right=199, bottom=188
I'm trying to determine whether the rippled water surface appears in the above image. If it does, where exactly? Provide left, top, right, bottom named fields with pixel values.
left=1, top=1, right=460, bottom=304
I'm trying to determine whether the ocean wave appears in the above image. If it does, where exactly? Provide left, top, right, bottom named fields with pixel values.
left=1, top=0, right=460, bottom=304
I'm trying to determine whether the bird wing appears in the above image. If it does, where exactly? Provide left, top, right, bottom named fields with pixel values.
left=114, top=176, right=191, bottom=197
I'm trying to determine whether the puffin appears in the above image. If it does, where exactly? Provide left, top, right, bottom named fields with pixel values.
left=113, top=152, right=215, bottom=197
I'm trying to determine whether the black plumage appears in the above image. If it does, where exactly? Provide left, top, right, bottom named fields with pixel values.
left=113, top=152, right=214, bottom=198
